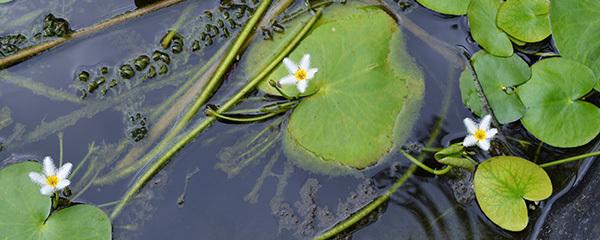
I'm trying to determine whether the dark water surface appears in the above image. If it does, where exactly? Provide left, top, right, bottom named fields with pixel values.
left=0, top=0, right=591, bottom=239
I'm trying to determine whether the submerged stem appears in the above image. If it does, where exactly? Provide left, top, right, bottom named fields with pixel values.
left=400, top=150, right=452, bottom=175
left=58, top=132, right=64, bottom=166
left=0, top=0, right=185, bottom=69
left=109, top=9, right=322, bottom=220
left=539, top=151, right=600, bottom=168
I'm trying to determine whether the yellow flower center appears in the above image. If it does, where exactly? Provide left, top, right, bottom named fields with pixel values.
left=46, top=175, right=59, bottom=188
left=294, top=69, right=307, bottom=81
left=474, top=129, right=487, bottom=141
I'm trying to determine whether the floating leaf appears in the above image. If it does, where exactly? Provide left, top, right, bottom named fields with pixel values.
left=467, top=0, right=513, bottom=57
left=250, top=4, right=424, bottom=173
left=497, top=0, right=550, bottom=43
left=0, top=162, right=112, bottom=240
left=415, top=0, right=470, bottom=15
left=0, top=0, right=13, bottom=4
left=460, top=52, right=530, bottom=123
left=474, top=156, right=552, bottom=231
left=551, top=0, right=600, bottom=90
left=518, top=58, right=600, bottom=148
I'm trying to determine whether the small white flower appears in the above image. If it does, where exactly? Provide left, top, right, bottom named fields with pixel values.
left=28, top=156, right=72, bottom=196
left=278, top=54, right=318, bottom=93
left=463, top=114, right=498, bottom=151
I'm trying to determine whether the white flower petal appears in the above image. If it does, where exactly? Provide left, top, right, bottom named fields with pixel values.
left=40, top=185, right=55, bottom=196
left=463, top=118, right=477, bottom=134
left=463, top=135, right=477, bottom=147
left=57, top=163, right=72, bottom=180
left=56, top=179, right=70, bottom=190
left=279, top=75, right=297, bottom=85
left=29, top=172, right=47, bottom=185
left=480, top=114, right=492, bottom=131
left=486, top=128, right=498, bottom=139
left=306, top=68, right=318, bottom=79
left=477, top=139, right=491, bottom=151
left=43, top=156, right=56, bottom=176
left=297, top=80, right=308, bottom=93
left=300, top=54, right=311, bottom=70
left=283, top=58, right=298, bottom=74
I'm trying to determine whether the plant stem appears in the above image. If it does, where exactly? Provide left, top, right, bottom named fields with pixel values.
left=539, top=151, right=600, bottom=168
left=160, top=4, right=196, bottom=48
left=0, top=0, right=185, bottom=69
left=109, top=9, right=322, bottom=220
left=400, top=150, right=452, bottom=175
left=207, top=108, right=288, bottom=123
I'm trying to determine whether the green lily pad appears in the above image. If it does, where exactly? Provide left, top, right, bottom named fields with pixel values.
left=467, top=0, right=513, bottom=57
left=459, top=51, right=530, bottom=123
left=459, top=67, right=484, bottom=117
left=474, top=156, right=552, bottom=231
left=0, top=162, right=112, bottom=240
left=497, top=0, right=550, bottom=43
left=249, top=4, right=424, bottom=173
left=0, top=0, right=13, bottom=3
left=518, top=58, right=600, bottom=148
left=551, top=0, right=600, bottom=90
left=415, top=0, right=470, bottom=15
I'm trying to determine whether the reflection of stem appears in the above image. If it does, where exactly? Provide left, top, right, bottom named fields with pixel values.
left=0, top=71, right=83, bottom=104
left=71, top=142, right=96, bottom=179
left=539, top=151, right=600, bottom=168
left=381, top=0, right=464, bottom=68
left=58, top=132, right=64, bottom=166
left=400, top=150, right=452, bottom=175
left=0, top=0, right=185, bottom=69
left=109, top=10, right=322, bottom=220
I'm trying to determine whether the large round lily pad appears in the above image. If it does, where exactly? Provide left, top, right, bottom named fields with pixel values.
left=0, top=162, right=111, bottom=240
left=474, top=156, right=552, bottom=231
left=460, top=51, right=530, bottom=124
left=551, top=0, right=600, bottom=90
left=415, top=0, right=470, bottom=15
left=249, top=4, right=424, bottom=173
left=518, top=58, right=600, bottom=148
left=467, top=0, right=513, bottom=57
left=497, top=0, right=550, bottom=43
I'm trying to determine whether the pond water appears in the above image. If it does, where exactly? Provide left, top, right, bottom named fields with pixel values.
left=0, top=0, right=594, bottom=239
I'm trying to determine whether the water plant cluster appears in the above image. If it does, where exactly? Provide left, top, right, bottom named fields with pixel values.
left=418, top=0, right=600, bottom=232
left=0, top=0, right=599, bottom=239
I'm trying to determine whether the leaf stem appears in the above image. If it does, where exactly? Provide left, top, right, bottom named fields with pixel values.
left=160, top=4, right=195, bottom=49
left=58, top=132, right=64, bottom=166
left=205, top=107, right=287, bottom=123
left=0, top=0, right=185, bottom=69
left=539, top=151, right=600, bottom=168
left=71, top=142, right=96, bottom=179
left=400, top=150, right=453, bottom=175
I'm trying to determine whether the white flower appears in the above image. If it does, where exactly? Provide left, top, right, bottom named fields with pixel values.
left=278, top=54, right=318, bottom=93
left=463, top=114, right=498, bottom=151
left=28, top=156, right=72, bottom=196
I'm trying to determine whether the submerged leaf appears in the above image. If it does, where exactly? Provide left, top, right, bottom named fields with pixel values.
left=518, top=58, right=600, bottom=148
left=467, top=0, right=513, bottom=57
left=551, top=0, right=600, bottom=90
left=250, top=4, right=424, bottom=173
left=467, top=51, right=530, bottom=124
left=415, top=0, right=470, bottom=15
left=474, top=156, right=552, bottom=231
left=0, top=106, right=12, bottom=131
left=0, top=162, right=111, bottom=240
left=497, top=0, right=550, bottom=43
